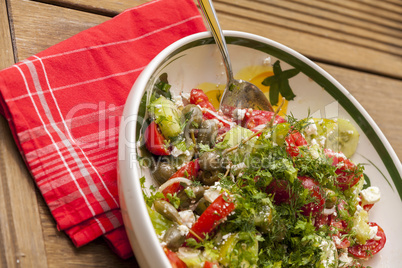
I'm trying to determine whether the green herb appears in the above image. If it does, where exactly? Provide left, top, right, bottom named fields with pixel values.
left=166, top=193, right=181, bottom=209
left=153, top=73, right=172, bottom=99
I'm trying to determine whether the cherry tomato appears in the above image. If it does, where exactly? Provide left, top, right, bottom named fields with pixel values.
left=189, top=88, right=216, bottom=112
left=189, top=88, right=233, bottom=131
left=242, top=110, right=286, bottom=130
left=325, top=149, right=362, bottom=190
left=144, top=121, right=170, bottom=155
left=348, top=222, right=386, bottom=259
left=315, top=213, right=331, bottom=228
left=162, top=160, right=200, bottom=198
left=362, top=203, right=374, bottom=211
left=358, top=199, right=374, bottom=212
left=266, top=179, right=292, bottom=205
left=314, top=207, right=351, bottom=249
left=285, top=131, right=308, bottom=157
left=298, top=176, right=325, bottom=216
left=332, top=232, right=351, bottom=249
left=315, top=206, right=348, bottom=231
left=204, top=261, right=220, bottom=268
left=164, top=247, right=188, bottom=268
left=187, top=193, right=235, bottom=242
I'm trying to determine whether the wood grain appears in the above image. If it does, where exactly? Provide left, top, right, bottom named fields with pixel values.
left=318, top=63, right=402, bottom=160
left=4, top=0, right=139, bottom=267
left=213, top=0, right=402, bottom=79
left=9, top=0, right=110, bottom=60
left=1, top=0, right=401, bottom=267
left=0, top=1, right=48, bottom=268
left=25, top=0, right=402, bottom=79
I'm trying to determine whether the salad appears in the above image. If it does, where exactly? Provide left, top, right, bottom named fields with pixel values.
left=137, top=75, right=386, bottom=268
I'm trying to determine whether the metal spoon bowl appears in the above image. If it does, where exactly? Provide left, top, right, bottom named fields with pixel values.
left=198, top=0, right=273, bottom=112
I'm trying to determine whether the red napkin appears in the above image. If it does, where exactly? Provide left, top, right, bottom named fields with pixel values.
left=0, top=0, right=206, bottom=259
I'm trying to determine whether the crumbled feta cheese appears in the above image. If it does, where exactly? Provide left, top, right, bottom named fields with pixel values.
left=304, top=119, right=318, bottom=136
left=173, top=95, right=184, bottom=107
left=233, top=108, right=247, bottom=121
left=222, top=233, right=232, bottom=242
left=317, top=136, right=326, bottom=146
left=170, top=146, right=184, bottom=157
left=360, top=186, right=381, bottom=205
left=323, top=207, right=336, bottom=216
left=181, top=92, right=190, bottom=100
left=355, top=204, right=363, bottom=213
left=204, top=188, right=221, bottom=203
left=333, top=236, right=342, bottom=247
left=178, top=224, right=189, bottom=236
left=231, top=162, right=247, bottom=175
left=334, top=151, right=346, bottom=159
left=368, top=225, right=382, bottom=241
left=319, top=239, right=336, bottom=267
left=338, top=250, right=354, bottom=267
left=179, top=210, right=196, bottom=228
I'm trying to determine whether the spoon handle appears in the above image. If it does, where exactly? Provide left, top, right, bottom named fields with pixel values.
left=197, top=0, right=234, bottom=83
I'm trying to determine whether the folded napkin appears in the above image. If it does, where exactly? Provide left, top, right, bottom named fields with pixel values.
left=0, top=0, right=206, bottom=259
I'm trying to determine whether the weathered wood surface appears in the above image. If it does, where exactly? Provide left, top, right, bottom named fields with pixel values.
left=1, top=0, right=401, bottom=267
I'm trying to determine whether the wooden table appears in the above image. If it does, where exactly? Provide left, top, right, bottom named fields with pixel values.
left=0, top=0, right=401, bottom=267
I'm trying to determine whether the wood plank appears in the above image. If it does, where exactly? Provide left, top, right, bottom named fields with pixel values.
left=266, top=0, right=402, bottom=39
left=218, top=0, right=401, bottom=56
left=318, top=63, right=402, bottom=161
left=382, top=0, right=402, bottom=7
left=9, top=0, right=110, bottom=59
left=0, top=1, right=49, bottom=267
left=6, top=1, right=139, bottom=267
left=27, top=0, right=402, bottom=79
left=34, top=0, right=151, bottom=15
left=39, top=198, right=138, bottom=267
left=304, top=0, right=402, bottom=29
left=325, top=0, right=402, bottom=23
left=213, top=2, right=402, bottom=79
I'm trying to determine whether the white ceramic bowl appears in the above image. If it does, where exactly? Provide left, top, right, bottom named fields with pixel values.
left=118, top=30, right=402, bottom=268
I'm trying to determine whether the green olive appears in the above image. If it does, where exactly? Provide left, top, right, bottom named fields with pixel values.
left=178, top=186, right=205, bottom=210
left=199, top=170, right=221, bottom=186
left=153, top=200, right=182, bottom=224
left=194, top=197, right=211, bottom=215
left=163, top=224, right=187, bottom=251
left=199, top=151, right=221, bottom=171
left=197, top=119, right=218, bottom=147
left=325, top=189, right=337, bottom=209
left=254, top=205, right=273, bottom=233
left=152, top=161, right=175, bottom=184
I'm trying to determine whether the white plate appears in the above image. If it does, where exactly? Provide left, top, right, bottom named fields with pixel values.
left=118, top=30, right=402, bottom=268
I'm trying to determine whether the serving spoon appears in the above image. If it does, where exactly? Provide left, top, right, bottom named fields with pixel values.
left=197, top=0, right=273, bottom=112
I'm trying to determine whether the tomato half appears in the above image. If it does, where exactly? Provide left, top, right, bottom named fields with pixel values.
left=285, top=131, right=308, bottom=157
left=242, top=110, right=286, bottom=130
left=298, top=176, right=325, bottom=216
left=266, top=179, right=292, bottom=205
left=144, top=121, right=170, bottom=155
left=189, top=88, right=216, bottom=112
left=348, top=222, right=386, bottom=259
left=325, top=149, right=362, bottom=190
left=164, top=247, right=188, bottom=268
left=204, top=261, right=220, bottom=268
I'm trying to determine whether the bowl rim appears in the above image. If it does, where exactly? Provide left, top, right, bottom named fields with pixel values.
left=118, top=30, right=402, bottom=267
